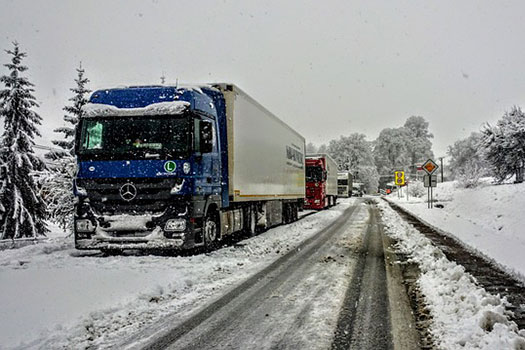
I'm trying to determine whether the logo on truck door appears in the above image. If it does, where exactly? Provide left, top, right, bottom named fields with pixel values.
left=286, top=144, right=304, bottom=169
left=164, top=161, right=176, bottom=173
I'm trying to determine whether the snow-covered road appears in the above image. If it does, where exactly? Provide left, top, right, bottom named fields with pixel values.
left=140, top=200, right=373, bottom=350
left=0, top=199, right=360, bottom=349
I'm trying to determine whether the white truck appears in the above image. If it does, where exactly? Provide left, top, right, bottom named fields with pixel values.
left=337, top=172, right=353, bottom=197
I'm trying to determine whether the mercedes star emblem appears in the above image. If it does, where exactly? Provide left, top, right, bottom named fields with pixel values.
left=119, top=183, right=137, bottom=201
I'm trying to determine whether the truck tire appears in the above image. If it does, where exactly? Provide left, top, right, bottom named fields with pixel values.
left=203, top=211, right=219, bottom=251
left=291, top=203, right=298, bottom=222
left=283, top=203, right=291, bottom=224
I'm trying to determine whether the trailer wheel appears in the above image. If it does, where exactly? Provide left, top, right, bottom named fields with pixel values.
left=291, top=203, right=298, bottom=222
left=282, top=203, right=290, bottom=224
left=203, top=211, right=219, bottom=251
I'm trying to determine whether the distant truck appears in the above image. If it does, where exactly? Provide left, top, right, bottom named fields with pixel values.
left=73, top=83, right=306, bottom=252
left=304, top=154, right=338, bottom=209
left=337, top=172, right=353, bottom=197
left=352, top=182, right=365, bottom=197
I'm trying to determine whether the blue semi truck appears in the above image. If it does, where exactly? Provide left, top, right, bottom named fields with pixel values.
left=74, top=83, right=306, bottom=252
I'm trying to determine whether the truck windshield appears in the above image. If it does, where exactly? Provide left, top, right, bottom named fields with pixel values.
left=306, top=166, right=323, bottom=182
left=78, top=115, right=191, bottom=160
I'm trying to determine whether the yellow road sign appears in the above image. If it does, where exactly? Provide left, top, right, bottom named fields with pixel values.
left=394, top=171, right=405, bottom=185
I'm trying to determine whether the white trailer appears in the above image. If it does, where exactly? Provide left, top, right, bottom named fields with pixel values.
left=218, top=84, right=306, bottom=202
left=212, top=84, right=306, bottom=234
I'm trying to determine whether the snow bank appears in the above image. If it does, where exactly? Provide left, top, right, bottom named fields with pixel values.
left=81, top=101, right=190, bottom=118
left=389, top=180, right=525, bottom=281
left=378, top=199, right=525, bottom=349
left=0, top=201, right=354, bottom=349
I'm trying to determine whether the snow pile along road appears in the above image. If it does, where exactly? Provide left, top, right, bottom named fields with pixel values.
left=378, top=199, right=525, bottom=350
left=0, top=200, right=353, bottom=349
left=390, top=180, right=525, bottom=281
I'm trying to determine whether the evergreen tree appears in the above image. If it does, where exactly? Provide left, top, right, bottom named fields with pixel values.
left=0, top=42, right=47, bottom=239
left=42, top=63, right=90, bottom=230
left=47, top=62, right=90, bottom=159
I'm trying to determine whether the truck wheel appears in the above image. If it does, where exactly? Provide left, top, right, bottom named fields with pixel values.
left=203, top=212, right=219, bottom=251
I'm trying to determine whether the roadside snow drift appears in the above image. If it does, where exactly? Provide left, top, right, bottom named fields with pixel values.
left=378, top=199, right=525, bottom=349
left=389, top=180, right=525, bottom=281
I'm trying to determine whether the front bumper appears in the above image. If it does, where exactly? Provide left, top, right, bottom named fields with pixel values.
left=74, top=201, right=199, bottom=250
left=304, top=197, right=325, bottom=210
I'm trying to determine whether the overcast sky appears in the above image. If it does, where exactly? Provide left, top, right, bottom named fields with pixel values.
left=1, top=0, right=524, bottom=158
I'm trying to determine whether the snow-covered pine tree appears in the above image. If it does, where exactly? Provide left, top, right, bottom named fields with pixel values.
left=0, top=42, right=48, bottom=239
left=42, top=63, right=90, bottom=231
left=47, top=62, right=90, bottom=159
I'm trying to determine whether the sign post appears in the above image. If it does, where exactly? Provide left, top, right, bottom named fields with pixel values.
left=422, top=159, right=438, bottom=209
left=394, top=171, right=405, bottom=199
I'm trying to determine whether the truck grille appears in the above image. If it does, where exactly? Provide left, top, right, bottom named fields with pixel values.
left=79, top=178, right=176, bottom=215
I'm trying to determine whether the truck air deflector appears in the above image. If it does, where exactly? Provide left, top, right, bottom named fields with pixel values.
left=89, top=86, right=219, bottom=118
left=90, top=87, right=179, bottom=108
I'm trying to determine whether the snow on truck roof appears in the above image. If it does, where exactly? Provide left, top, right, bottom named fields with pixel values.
left=81, top=101, right=190, bottom=118
left=84, top=84, right=218, bottom=117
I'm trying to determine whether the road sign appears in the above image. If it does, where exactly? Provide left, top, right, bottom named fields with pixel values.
left=423, top=175, right=437, bottom=187
left=422, top=159, right=438, bottom=175
left=394, top=171, right=405, bottom=185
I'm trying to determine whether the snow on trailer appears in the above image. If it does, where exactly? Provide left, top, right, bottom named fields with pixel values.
left=73, top=83, right=305, bottom=252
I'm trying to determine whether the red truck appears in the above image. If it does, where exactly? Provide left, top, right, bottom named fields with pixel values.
left=304, top=154, right=338, bottom=209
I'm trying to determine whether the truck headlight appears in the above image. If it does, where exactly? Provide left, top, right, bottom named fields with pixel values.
left=183, top=162, right=191, bottom=174
left=76, top=219, right=96, bottom=232
left=165, top=219, right=186, bottom=231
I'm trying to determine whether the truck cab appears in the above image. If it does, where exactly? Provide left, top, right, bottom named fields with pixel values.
left=304, top=154, right=338, bottom=210
left=74, top=85, right=225, bottom=251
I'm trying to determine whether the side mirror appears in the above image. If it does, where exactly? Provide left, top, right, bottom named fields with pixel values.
left=200, top=120, right=213, bottom=153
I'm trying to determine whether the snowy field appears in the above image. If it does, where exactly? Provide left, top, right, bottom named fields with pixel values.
left=387, top=180, right=525, bottom=282
left=0, top=199, right=355, bottom=349
left=378, top=199, right=525, bottom=349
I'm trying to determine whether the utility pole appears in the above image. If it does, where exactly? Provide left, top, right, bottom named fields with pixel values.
left=439, top=157, right=444, bottom=182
